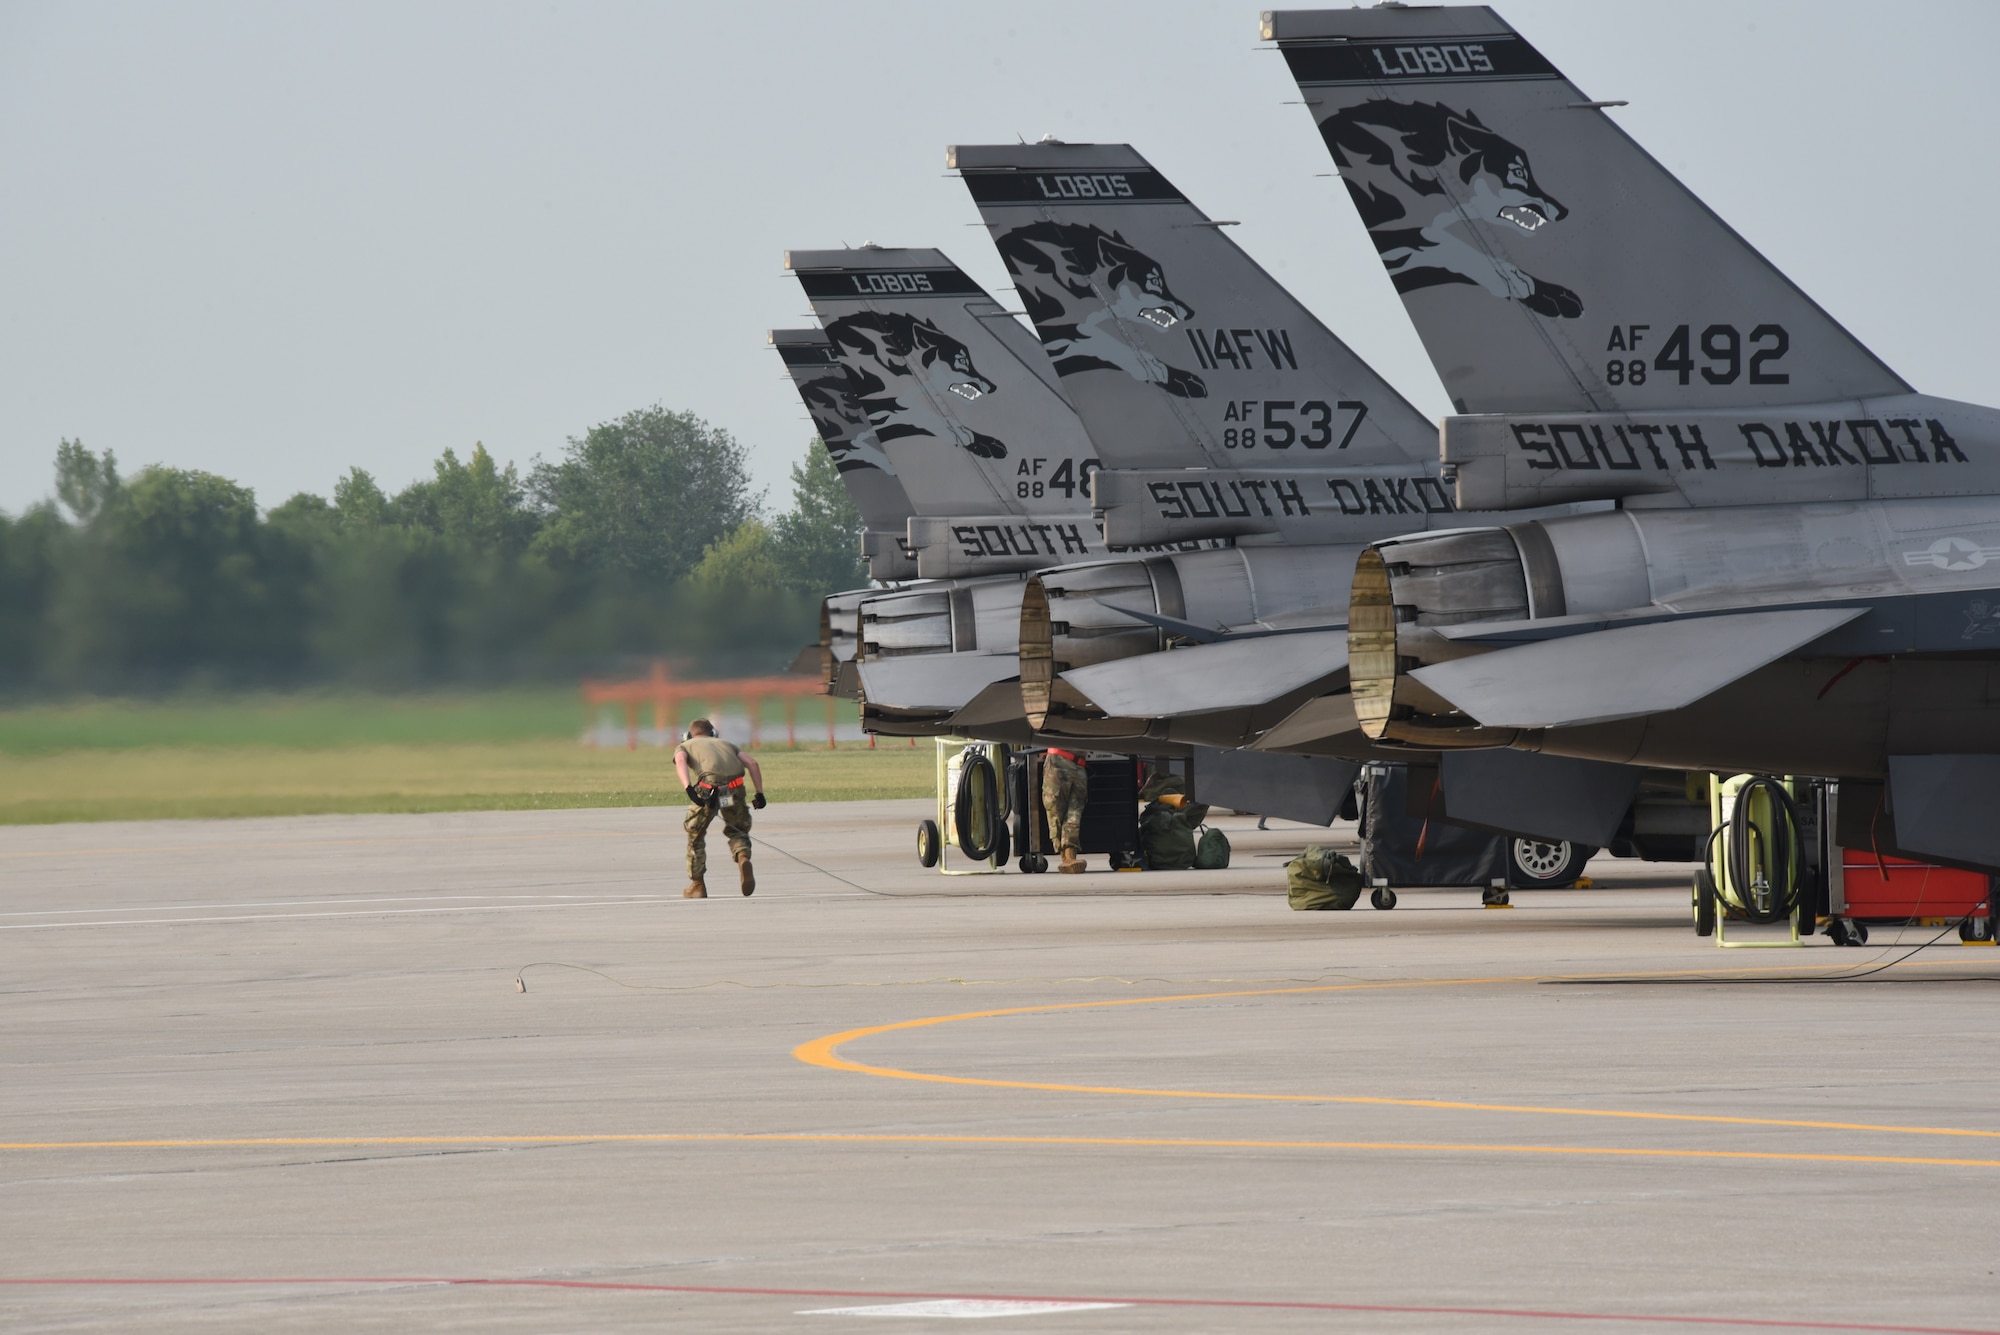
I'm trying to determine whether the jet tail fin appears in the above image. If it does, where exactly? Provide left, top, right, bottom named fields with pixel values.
left=787, top=247, right=1099, bottom=525
left=770, top=328, right=918, bottom=581
left=1266, top=7, right=1910, bottom=415
left=951, top=140, right=1435, bottom=472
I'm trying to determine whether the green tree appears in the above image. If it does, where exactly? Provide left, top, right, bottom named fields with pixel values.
left=389, top=444, right=536, bottom=552
left=54, top=439, right=120, bottom=524
left=332, top=468, right=390, bottom=529
left=530, top=406, right=756, bottom=590
left=46, top=466, right=300, bottom=686
left=0, top=503, right=63, bottom=686
left=689, top=518, right=786, bottom=592
left=771, top=438, right=867, bottom=597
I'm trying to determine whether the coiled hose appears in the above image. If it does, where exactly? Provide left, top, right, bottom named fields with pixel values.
left=954, top=749, right=1001, bottom=861
left=1703, top=775, right=1805, bottom=925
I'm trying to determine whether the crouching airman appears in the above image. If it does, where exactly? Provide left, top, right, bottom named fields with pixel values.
left=673, top=718, right=766, bottom=898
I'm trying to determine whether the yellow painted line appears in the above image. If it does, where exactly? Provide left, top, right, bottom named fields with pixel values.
left=793, top=971, right=2000, bottom=1142
left=2, top=1131, right=1997, bottom=1169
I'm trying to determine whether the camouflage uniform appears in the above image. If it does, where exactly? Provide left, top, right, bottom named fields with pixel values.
left=683, top=787, right=753, bottom=880
left=676, top=735, right=753, bottom=880
left=1041, top=750, right=1089, bottom=853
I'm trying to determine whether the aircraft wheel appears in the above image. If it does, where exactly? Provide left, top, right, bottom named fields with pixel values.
left=1693, top=868, right=1716, bottom=938
left=1508, top=838, right=1596, bottom=889
left=917, top=819, right=941, bottom=869
left=1370, top=887, right=1397, bottom=911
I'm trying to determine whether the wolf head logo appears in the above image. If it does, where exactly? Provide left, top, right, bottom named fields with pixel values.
left=1322, top=99, right=1581, bottom=319
left=799, top=364, right=894, bottom=474
left=996, top=222, right=1208, bottom=399
left=825, top=312, right=1007, bottom=459
left=1964, top=600, right=2000, bottom=641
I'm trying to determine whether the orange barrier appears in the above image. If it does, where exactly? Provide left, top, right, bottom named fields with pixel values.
left=582, top=661, right=845, bottom=750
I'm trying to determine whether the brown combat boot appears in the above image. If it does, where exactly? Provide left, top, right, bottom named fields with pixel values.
left=1058, top=847, right=1086, bottom=874
left=683, top=878, right=708, bottom=899
left=736, top=851, right=756, bottom=897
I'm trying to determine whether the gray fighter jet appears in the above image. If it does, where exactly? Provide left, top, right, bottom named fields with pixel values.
left=1267, top=6, right=2000, bottom=870
left=789, top=245, right=1367, bottom=748
left=950, top=142, right=1444, bottom=737
left=784, top=248, right=1107, bottom=732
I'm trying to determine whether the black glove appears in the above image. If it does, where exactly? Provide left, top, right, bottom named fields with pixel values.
left=751, top=791, right=767, bottom=810
left=685, top=784, right=704, bottom=804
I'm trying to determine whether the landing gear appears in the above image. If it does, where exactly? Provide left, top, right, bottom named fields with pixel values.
left=1507, top=838, right=1595, bottom=889
left=1370, top=887, right=1398, bottom=911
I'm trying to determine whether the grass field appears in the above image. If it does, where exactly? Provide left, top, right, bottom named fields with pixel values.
left=0, top=690, right=933, bottom=824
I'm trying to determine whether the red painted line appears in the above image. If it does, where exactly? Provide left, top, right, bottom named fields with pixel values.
left=0, top=1278, right=1991, bottom=1333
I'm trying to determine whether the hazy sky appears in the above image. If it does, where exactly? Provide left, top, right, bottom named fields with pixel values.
left=3, top=0, right=1994, bottom=517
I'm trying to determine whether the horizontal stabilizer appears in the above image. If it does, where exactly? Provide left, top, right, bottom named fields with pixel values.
left=1063, top=630, right=1348, bottom=719
left=950, top=676, right=1028, bottom=731
left=857, top=652, right=1020, bottom=712
left=1250, top=692, right=1361, bottom=754
left=1097, top=601, right=1229, bottom=644
left=1412, top=607, right=1864, bottom=730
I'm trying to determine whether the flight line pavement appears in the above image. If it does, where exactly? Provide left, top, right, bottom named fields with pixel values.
left=3, top=799, right=1997, bottom=1334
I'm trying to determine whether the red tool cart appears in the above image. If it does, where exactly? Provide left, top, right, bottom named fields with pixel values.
left=1820, top=783, right=1997, bottom=947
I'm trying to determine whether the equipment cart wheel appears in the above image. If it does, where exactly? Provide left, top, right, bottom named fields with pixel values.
left=1370, top=887, right=1398, bottom=911
left=1828, top=917, right=1868, bottom=947
left=1018, top=852, right=1048, bottom=874
left=916, top=819, right=941, bottom=869
left=990, top=820, right=1011, bottom=866
left=1693, top=868, right=1717, bottom=937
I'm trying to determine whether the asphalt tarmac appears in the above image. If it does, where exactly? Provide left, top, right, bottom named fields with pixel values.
left=5, top=799, right=1997, bottom=1333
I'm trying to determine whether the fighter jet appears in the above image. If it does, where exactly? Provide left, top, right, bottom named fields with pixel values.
left=784, top=247, right=1129, bottom=734
left=946, top=142, right=1442, bottom=737
left=1266, top=5, right=2000, bottom=870
left=791, top=244, right=1390, bottom=749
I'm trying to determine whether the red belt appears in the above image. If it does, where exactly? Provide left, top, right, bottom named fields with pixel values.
left=1046, top=748, right=1080, bottom=764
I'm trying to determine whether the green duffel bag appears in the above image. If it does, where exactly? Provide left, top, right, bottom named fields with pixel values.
left=1194, top=825, right=1231, bottom=870
left=1287, top=844, right=1363, bottom=911
left=1139, top=800, right=1197, bottom=870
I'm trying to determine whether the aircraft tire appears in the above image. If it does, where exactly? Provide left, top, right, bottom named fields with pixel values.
left=1508, top=838, right=1595, bottom=889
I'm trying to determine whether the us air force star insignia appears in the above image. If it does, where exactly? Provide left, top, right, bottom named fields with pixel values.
left=1904, top=536, right=2000, bottom=571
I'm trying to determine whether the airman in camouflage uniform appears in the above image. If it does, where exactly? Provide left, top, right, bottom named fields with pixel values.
left=673, top=719, right=766, bottom=898
left=1041, top=747, right=1089, bottom=873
